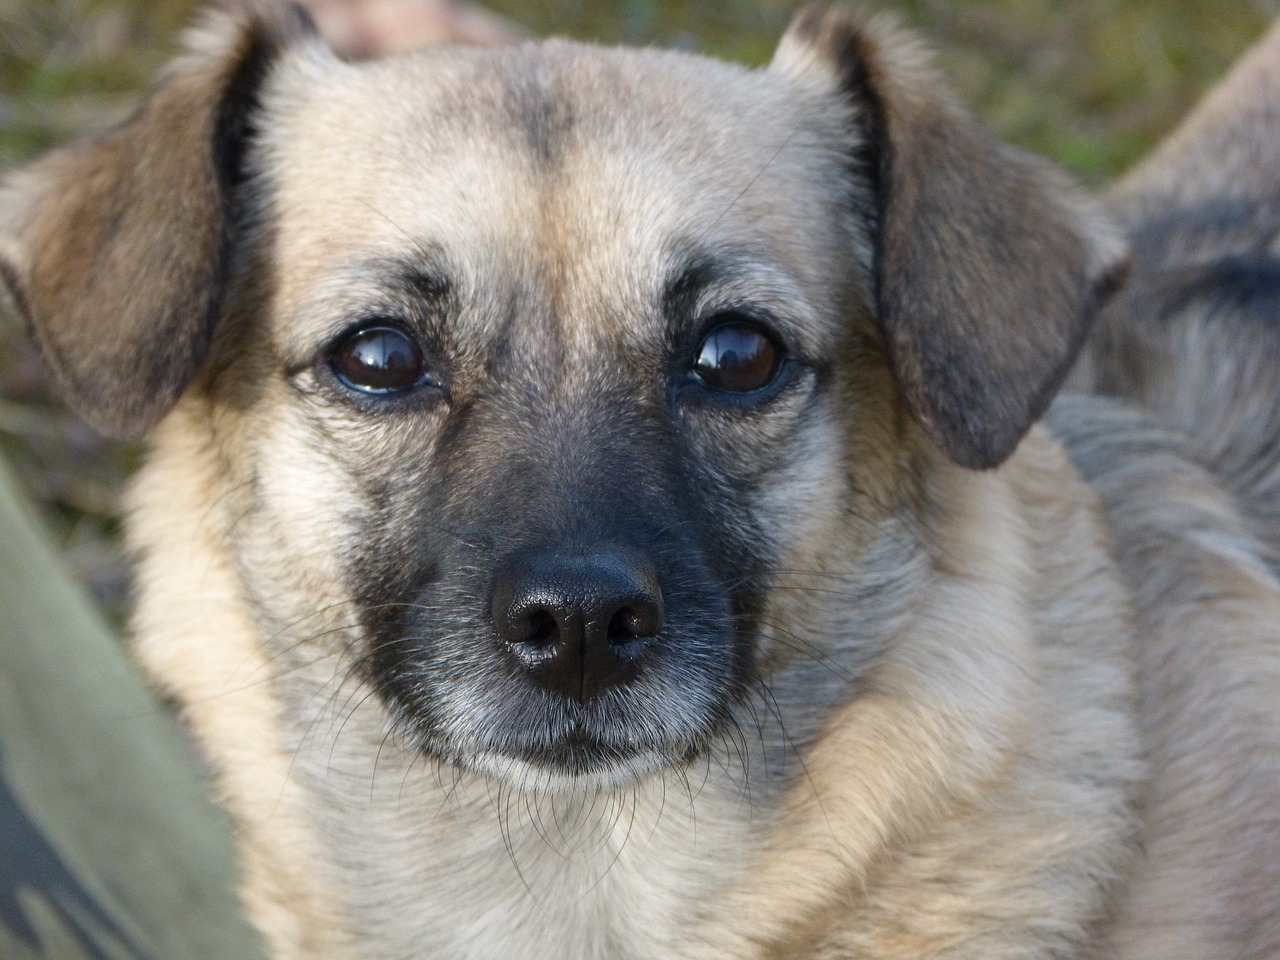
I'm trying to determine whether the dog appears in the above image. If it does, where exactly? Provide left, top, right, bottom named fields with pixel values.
left=2, top=2, right=1278, bottom=957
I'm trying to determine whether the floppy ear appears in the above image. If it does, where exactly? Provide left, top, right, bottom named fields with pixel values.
left=0, top=2, right=317, bottom=440
left=772, top=6, right=1127, bottom=469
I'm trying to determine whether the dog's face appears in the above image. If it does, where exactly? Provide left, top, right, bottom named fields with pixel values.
left=0, top=4, right=1122, bottom=791
left=213, top=39, right=885, bottom=788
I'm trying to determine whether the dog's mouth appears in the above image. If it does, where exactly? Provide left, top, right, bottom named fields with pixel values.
left=359, top=542, right=755, bottom=788
left=383, top=669, right=733, bottom=788
left=371, top=614, right=745, bottom=789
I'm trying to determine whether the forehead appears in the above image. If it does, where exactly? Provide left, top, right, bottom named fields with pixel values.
left=257, top=40, right=859, bottom=342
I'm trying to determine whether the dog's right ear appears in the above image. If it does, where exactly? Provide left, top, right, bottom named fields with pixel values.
left=0, top=3, right=318, bottom=439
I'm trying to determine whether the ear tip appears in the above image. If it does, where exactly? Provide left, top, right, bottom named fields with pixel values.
left=784, top=3, right=870, bottom=37
left=779, top=5, right=868, bottom=62
left=201, top=0, right=315, bottom=28
left=183, top=0, right=320, bottom=60
left=40, top=346, right=179, bottom=442
left=782, top=4, right=920, bottom=51
left=784, top=4, right=839, bottom=40
left=917, top=386, right=1054, bottom=471
left=773, top=5, right=866, bottom=88
left=1089, top=251, right=1133, bottom=315
left=774, top=4, right=932, bottom=96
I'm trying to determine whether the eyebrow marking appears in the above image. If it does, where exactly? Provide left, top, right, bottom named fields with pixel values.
left=504, top=68, right=576, bottom=167
left=661, top=245, right=763, bottom=326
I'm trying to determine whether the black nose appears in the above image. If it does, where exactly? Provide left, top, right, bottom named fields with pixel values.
left=491, top=547, right=664, bottom=703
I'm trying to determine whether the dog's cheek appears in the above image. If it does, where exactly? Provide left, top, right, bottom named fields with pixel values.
left=698, top=371, right=902, bottom=672
left=228, top=405, right=416, bottom=660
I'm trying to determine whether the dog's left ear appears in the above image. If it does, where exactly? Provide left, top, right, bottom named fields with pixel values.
left=772, top=6, right=1127, bottom=469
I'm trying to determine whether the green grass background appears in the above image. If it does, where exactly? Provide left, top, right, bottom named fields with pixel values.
left=4, top=0, right=1275, bottom=175
left=0, top=0, right=1276, bottom=618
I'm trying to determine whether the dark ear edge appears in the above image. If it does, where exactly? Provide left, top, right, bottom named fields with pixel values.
left=0, top=2, right=317, bottom=440
left=773, top=6, right=1128, bottom=469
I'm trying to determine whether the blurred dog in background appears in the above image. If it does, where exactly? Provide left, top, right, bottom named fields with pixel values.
left=1, top=2, right=1277, bottom=958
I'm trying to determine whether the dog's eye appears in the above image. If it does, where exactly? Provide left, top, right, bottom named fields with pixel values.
left=692, top=318, right=782, bottom=394
left=331, top=326, right=429, bottom=394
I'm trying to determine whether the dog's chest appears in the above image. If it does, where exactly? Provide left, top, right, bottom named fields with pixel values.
left=292, top=723, right=756, bottom=959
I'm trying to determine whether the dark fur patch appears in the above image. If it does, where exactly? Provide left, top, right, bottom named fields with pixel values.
left=1129, top=197, right=1280, bottom=273
left=1086, top=254, right=1280, bottom=405
left=1154, top=255, right=1280, bottom=320
left=214, top=5, right=316, bottom=191
left=504, top=67, right=575, bottom=166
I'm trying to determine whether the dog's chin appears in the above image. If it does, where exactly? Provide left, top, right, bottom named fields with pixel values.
left=412, top=723, right=710, bottom=793
left=450, top=740, right=700, bottom=793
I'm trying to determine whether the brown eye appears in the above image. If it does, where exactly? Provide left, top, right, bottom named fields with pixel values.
left=331, top=326, right=428, bottom=394
left=692, top=319, right=782, bottom=394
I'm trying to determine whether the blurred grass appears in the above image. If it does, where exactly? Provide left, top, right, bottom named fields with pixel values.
left=0, top=0, right=1276, bottom=620
left=482, top=0, right=1276, bottom=179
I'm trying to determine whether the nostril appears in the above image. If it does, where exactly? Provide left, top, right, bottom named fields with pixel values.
left=607, top=600, right=662, bottom=646
left=524, top=609, right=558, bottom=647
left=608, top=607, right=638, bottom=645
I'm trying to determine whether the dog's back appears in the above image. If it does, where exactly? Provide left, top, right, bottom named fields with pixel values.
left=1060, top=25, right=1280, bottom=956
left=1074, top=21, right=1280, bottom=567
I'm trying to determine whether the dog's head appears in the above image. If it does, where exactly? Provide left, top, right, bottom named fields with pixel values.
left=0, top=3, right=1123, bottom=789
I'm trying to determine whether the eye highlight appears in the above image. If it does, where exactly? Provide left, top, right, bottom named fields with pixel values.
left=330, top=325, right=429, bottom=394
left=692, top=317, right=783, bottom=394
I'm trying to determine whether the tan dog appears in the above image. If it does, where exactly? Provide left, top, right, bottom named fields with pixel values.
left=2, top=3, right=1277, bottom=958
